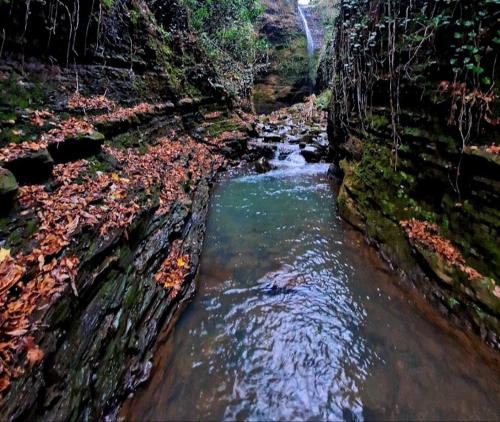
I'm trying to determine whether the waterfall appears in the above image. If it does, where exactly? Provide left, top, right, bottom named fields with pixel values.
left=298, top=5, right=314, bottom=57
left=298, top=5, right=315, bottom=91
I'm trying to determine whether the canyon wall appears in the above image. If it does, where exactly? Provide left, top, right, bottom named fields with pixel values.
left=322, top=0, right=500, bottom=347
left=0, top=1, right=254, bottom=418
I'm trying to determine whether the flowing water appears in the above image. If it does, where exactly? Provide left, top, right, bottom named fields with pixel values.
left=123, top=143, right=500, bottom=421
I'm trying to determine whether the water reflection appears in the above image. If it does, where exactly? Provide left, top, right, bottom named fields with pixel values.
left=123, top=166, right=500, bottom=421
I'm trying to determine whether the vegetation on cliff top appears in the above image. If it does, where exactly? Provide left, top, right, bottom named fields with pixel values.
left=323, top=0, right=499, bottom=151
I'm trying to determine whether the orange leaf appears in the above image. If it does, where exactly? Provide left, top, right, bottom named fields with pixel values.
left=27, top=345, right=44, bottom=368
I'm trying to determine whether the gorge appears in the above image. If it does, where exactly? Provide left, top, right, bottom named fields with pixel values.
left=0, top=0, right=499, bottom=420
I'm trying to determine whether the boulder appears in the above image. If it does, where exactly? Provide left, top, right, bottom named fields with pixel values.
left=287, top=135, right=302, bottom=144
left=3, top=149, right=54, bottom=185
left=262, top=133, right=282, bottom=143
left=0, top=167, right=18, bottom=213
left=255, top=157, right=272, bottom=173
left=94, top=116, right=140, bottom=137
left=221, top=136, right=249, bottom=159
left=300, top=146, right=321, bottom=163
left=177, top=97, right=201, bottom=110
left=48, top=131, right=105, bottom=163
left=247, top=141, right=276, bottom=160
left=313, top=134, right=329, bottom=149
left=246, top=122, right=260, bottom=137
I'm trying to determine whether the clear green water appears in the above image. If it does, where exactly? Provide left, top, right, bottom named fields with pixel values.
left=124, top=162, right=500, bottom=421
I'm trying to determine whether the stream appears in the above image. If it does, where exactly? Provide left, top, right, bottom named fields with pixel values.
left=123, top=141, right=500, bottom=421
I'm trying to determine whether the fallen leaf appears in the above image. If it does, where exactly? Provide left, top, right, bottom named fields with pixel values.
left=0, top=248, right=11, bottom=263
left=6, top=329, right=28, bottom=337
left=26, top=345, right=44, bottom=368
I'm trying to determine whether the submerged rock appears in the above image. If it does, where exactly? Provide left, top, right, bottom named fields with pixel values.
left=257, top=264, right=305, bottom=291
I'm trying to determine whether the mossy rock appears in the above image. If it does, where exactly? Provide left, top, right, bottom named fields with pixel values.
left=2, top=149, right=54, bottom=185
left=0, top=167, right=18, bottom=213
left=48, top=131, right=105, bottom=163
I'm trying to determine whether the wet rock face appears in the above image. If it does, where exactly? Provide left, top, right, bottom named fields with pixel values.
left=327, top=86, right=500, bottom=349
left=0, top=0, right=184, bottom=67
left=321, top=0, right=500, bottom=349
left=2, top=188, right=213, bottom=420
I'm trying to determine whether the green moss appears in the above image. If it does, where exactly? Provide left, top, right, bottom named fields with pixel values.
left=24, top=219, right=38, bottom=238
left=315, top=89, right=332, bottom=110
left=102, top=0, right=113, bottom=9
left=111, top=130, right=142, bottom=150
left=205, top=118, right=240, bottom=137
left=275, top=34, right=309, bottom=85
left=130, top=9, right=140, bottom=26
left=447, top=296, right=460, bottom=309
left=401, top=127, right=427, bottom=138
left=0, top=74, right=50, bottom=145
left=87, top=158, right=113, bottom=178
left=369, top=114, right=390, bottom=131
left=123, top=283, right=141, bottom=309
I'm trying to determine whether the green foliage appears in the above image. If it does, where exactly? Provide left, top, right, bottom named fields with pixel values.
left=327, top=0, right=498, bottom=151
left=129, top=9, right=140, bottom=26
left=180, top=0, right=267, bottom=67
left=315, top=89, right=332, bottom=110
left=102, top=0, right=113, bottom=9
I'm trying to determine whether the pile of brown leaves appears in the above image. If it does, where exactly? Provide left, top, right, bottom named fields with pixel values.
left=0, top=132, right=224, bottom=396
left=41, top=117, right=95, bottom=144
left=154, top=240, right=190, bottom=298
left=0, top=117, right=95, bottom=163
left=485, top=144, right=499, bottom=154
left=400, top=219, right=481, bottom=280
left=28, top=109, right=53, bottom=127
left=92, top=102, right=166, bottom=124
left=67, top=92, right=117, bottom=111
left=0, top=248, right=78, bottom=395
left=0, top=141, right=49, bottom=162
left=106, top=135, right=224, bottom=215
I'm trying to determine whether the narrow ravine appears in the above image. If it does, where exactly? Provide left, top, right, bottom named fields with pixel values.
left=1, top=0, right=499, bottom=419
left=122, top=133, right=500, bottom=421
